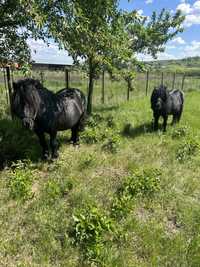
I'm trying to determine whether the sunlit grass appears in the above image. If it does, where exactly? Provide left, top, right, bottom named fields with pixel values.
left=1, top=86, right=200, bottom=266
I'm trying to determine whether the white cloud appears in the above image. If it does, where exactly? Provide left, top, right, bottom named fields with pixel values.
left=177, top=1, right=200, bottom=27
left=183, top=40, right=200, bottom=57
left=167, top=45, right=176, bottom=49
left=137, top=9, right=143, bottom=16
left=145, top=0, right=153, bottom=4
left=170, top=37, right=186, bottom=45
left=137, top=52, right=178, bottom=61
left=27, top=39, right=73, bottom=64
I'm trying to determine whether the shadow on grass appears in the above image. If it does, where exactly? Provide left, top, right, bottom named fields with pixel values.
left=121, top=122, right=154, bottom=139
left=0, top=118, right=41, bottom=169
left=93, top=105, right=119, bottom=113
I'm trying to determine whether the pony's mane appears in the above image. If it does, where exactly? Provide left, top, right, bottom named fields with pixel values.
left=153, top=85, right=168, bottom=100
left=16, top=78, right=45, bottom=91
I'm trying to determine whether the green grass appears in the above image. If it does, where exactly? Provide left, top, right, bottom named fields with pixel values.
left=1, top=87, right=200, bottom=266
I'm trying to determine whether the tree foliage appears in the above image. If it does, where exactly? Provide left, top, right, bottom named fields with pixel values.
left=0, top=0, right=45, bottom=66
left=20, top=1, right=185, bottom=113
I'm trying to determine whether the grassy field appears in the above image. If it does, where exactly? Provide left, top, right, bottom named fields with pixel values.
left=1, top=84, right=200, bottom=266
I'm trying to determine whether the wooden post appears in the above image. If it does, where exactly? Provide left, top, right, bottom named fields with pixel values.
left=5, top=66, right=13, bottom=119
left=172, top=72, right=176, bottom=90
left=145, top=71, right=149, bottom=96
left=3, top=67, right=9, bottom=105
left=161, top=72, right=164, bottom=86
left=101, top=70, right=105, bottom=104
left=181, top=74, right=186, bottom=91
left=40, top=71, right=44, bottom=85
left=127, top=84, right=130, bottom=101
left=65, top=69, right=69, bottom=89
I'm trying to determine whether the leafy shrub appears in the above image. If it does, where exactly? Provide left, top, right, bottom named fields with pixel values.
left=86, top=113, right=104, bottom=128
left=69, top=205, right=115, bottom=264
left=79, top=153, right=96, bottom=169
left=44, top=180, right=61, bottom=201
left=81, top=127, right=100, bottom=144
left=106, top=115, right=116, bottom=128
left=102, top=134, right=120, bottom=153
left=9, top=161, right=35, bottom=201
left=111, top=169, right=161, bottom=218
left=171, top=125, right=190, bottom=139
left=176, top=138, right=199, bottom=162
left=44, top=179, right=73, bottom=203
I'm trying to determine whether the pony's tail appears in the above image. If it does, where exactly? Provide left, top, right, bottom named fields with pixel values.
left=78, top=110, right=88, bottom=131
left=180, top=91, right=184, bottom=105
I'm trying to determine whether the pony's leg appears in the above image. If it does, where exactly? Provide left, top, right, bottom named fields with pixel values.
left=163, top=115, right=168, bottom=132
left=71, top=124, right=80, bottom=145
left=50, top=132, right=59, bottom=158
left=177, top=106, right=183, bottom=122
left=154, top=114, right=159, bottom=131
left=35, top=131, right=49, bottom=159
left=172, top=115, right=178, bottom=125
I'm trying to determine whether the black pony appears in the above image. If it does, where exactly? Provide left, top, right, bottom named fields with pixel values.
left=12, top=78, right=87, bottom=159
left=151, top=85, right=184, bottom=131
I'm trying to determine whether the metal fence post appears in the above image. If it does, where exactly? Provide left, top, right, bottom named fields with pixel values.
left=101, top=70, right=105, bottom=104
left=145, top=71, right=149, bottom=96
left=65, top=69, right=69, bottom=89
left=172, top=72, right=176, bottom=90
left=5, top=66, right=13, bottom=119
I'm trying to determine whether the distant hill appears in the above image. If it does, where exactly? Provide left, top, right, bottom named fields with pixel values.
left=145, top=56, right=200, bottom=75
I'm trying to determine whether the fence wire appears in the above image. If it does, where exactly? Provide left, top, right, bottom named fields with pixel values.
left=0, top=69, right=200, bottom=107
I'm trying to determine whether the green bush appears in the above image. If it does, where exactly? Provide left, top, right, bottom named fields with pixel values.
left=69, top=205, right=116, bottom=264
left=102, top=134, right=120, bottom=153
left=9, top=161, right=35, bottom=201
left=86, top=113, right=104, bottom=128
left=176, top=138, right=199, bottom=162
left=106, top=115, right=116, bottom=128
left=81, top=127, right=100, bottom=144
left=44, top=179, right=73, bottom=203
left=79, top=153, right=96, bottom=169
left=171, top=125, right=191, bottom=139
left=111, top=169, right=161, bottom=218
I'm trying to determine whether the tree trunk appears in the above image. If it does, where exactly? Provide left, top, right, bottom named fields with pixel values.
left=127, top=82, right=130, bottom=101
left=87, top=58, right=95, bottom=114
left=6, top=66, right=13, bottom=119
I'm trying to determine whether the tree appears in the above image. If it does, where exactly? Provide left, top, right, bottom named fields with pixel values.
left=23, top=0, right=132, bottom=113
left=107, top=9, right=185, bottom=100
left=0, top=0, right=45, bottom=66
left=23, top=1, right=185, bottom=114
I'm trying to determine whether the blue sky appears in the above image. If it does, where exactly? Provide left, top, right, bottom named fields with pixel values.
left=29, top=0, right=200, bottom=64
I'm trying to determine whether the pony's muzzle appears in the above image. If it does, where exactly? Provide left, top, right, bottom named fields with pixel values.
left=23, top=118, right=34, bottom=130
left=156, top=98, right=162, bottom=110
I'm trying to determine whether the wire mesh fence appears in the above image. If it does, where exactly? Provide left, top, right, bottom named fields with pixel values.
left=1, top=68, right=200, bottom=108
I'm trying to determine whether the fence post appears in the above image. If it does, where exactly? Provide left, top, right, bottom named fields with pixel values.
left=127, top=83, right=130, bottom=101
left=5, top=66, right=13, bottom=119
left=3, top=67, right=9, bottom=105
left=161, top=72, right=164, bottom=86
left=65, top=69, right=69, bottom=89
left=40, top=71, right=44, bottom=85
left=145, top=70, right=149, bottom=96
left=101, top=70, right=105, bottom=104
left=181, top=74, right=186, bottom=91
left=172, top=72, right=176, bottom=90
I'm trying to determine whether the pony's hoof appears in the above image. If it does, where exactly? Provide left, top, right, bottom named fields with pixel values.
left=73, top=142, right=80, bottom=148
left=52, top=152, right=59, bottom=159
left=42, top=152, right=49, bottom=160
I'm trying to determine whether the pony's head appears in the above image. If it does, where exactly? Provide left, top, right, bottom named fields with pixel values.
left=12, top=79, right=42, bottom=130
left=151, top=85, right=168, bottom=112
